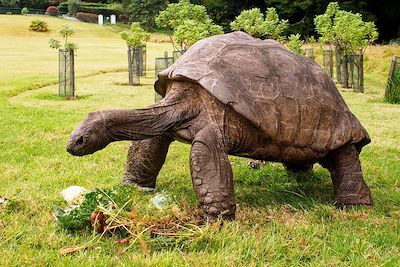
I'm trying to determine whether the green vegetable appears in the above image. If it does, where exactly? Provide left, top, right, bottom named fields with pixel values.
left=54, top=184, right=134, bottom=230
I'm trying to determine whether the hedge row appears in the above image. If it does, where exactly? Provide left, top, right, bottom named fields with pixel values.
left=75, top=12, right=98, bottom=23
left=80, top=6, right=120, bottom=16
left=58, top=2, right=120, bottom=17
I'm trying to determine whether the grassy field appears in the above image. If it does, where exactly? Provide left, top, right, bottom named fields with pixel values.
left=0, top=15, right=400, bottom=266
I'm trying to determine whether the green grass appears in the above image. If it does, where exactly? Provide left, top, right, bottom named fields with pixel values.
left=1, top=15, right=400, bottom=266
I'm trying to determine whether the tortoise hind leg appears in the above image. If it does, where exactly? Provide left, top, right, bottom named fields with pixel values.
left=320, top=144, right=372, bottom=207
left=122, top=135, right=174, bottom=189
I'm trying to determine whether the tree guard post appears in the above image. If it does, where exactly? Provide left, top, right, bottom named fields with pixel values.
left=138, top=45, right=146, bottom=76
left=358, top=51, right=364, bottom=93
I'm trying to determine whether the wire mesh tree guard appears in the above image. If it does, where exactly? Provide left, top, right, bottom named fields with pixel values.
left=154, top=51, right=174, bottom=102
left=322, top=49, right=334, bottom=78
left=339, top=51, right=364, bottom=91
left=127, top=46, right=145, bottom=85
left=58, top=49, right=75, bottom=98
left=348, top=51, right=364, bottom=92
left=385, top=56, right=400, bottom=104
left=330, top=48, right=364, bottom=91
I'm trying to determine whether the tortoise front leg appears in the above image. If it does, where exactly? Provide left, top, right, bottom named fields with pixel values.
left=190, top=126, right=236, bottom=222
left=122, top=135, right=174, bottom=189
left=320, top=144, right=372, bottom=206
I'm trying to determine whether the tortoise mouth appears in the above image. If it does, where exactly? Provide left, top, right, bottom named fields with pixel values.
left=66, top=135, right=96, bottom=156
left=66, top=140, right=84, bottom=156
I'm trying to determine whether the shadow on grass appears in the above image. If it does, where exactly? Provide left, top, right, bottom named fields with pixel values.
left=112, top=81, right=153, bottom=87
left=234, top=163, right=334, bottom=210
left=34, top=92, right=93, bottom=101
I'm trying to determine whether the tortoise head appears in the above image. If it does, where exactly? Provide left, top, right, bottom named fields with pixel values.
left=66, top=111, right=111, bottom=156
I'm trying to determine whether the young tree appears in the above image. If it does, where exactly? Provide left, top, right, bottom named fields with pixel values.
left=287, top=34, right=305, bottom=55
left=49, top=25, right=78, bottom=51
left=120, top=22, right=151, bottom=85
left=229, top=8, right=265, bottom=38
left=314, top=2, right=339, bottom=48
left=49, top=25, right=78, bottom=97
left=314, top=2, right=378, bottom=88
left=263, top=7, right=289, bottom=40
left=230, top=7, right=288, bottom=41
left=120, top=22, right=151, bottom=48
left=173, top=19, right=223, bottom=50
left=155, top=0, right=223, bottom=51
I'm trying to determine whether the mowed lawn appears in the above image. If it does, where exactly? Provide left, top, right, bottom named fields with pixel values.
left=0, top=15, right=399, bottom=266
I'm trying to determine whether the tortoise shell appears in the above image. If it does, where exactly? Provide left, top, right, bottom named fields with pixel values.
left=155, top=31, right=370, bottom=153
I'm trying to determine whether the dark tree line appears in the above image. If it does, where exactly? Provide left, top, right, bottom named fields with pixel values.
left=122, top=0, right=398, bottom=42
left=3, top=0, right=396, bottom=41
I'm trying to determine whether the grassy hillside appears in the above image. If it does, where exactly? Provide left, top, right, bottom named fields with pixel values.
left=0, top=15, right=399, bottom=266
left=0, top=15, right=171, bottom=96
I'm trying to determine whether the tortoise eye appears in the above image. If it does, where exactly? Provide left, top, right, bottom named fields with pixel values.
left=76, top=136, right=84, bottom=146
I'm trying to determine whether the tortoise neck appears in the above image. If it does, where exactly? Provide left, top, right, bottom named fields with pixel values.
left=99, top=96, right=197, bottom=141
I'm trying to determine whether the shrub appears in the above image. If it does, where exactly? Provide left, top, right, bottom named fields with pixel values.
left=67, top=0, right=82, bottom=16
left=230, top=7, right=288, bottom=41
left=75, top=12, right=98, bottom=23
left=29, top=20, right=49, bottom=32
left=156, top=0, right=223, bottom=50
left=80, top=4, right=121, bottom=17
left=156, top=0, right=210, bottom=31
left=59, top=2, right=121, bottom=17
left=58, top=2, right=68, bottom=13
left=287, top=34, right=305, bottom=55
left=45, top=6, right=59, bottom=16
left=307, top=36, right=317, bottom=44
left=21, top=7, right=29, bottom=15
left=173, top=19, right=223, bottom=49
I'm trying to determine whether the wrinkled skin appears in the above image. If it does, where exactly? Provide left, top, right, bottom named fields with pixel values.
left=67, top=32, right=373, bottom=222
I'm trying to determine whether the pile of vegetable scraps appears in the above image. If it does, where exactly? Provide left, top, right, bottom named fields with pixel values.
left=54, top=184, right=204, bottom=255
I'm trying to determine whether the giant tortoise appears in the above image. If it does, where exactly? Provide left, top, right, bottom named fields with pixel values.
left=67, top=32, right=372, bottom=221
